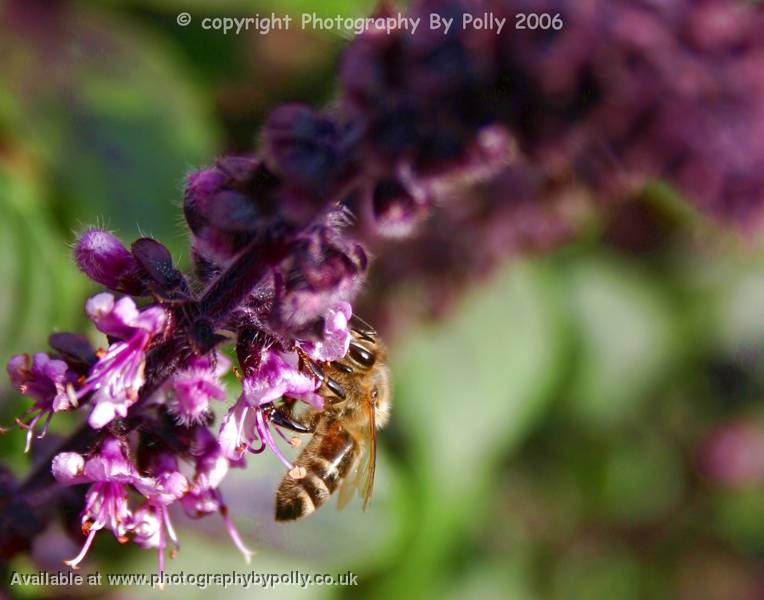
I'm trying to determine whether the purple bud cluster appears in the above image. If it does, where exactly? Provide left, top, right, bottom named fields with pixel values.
left=492, top=0, right=764, bottom=229
left=358, top=164, right=580, bottom=328
left=4, top=0, right=764, bottom=571
left=347, top=0, right=764, bottom=329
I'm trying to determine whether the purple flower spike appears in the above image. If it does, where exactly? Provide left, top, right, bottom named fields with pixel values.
left=74, top=228, right=146, bottom=295
left=219, top=349, right=321, bottom=464
left=52, top=437, right=147, bottom=569
left=299, top=302, right=353, bottom=362
left=76, top=294, right=167, bottom=429
left=340, top=0, right=499, bottom=177
left=7, top=353, right=77, bottom=452
left=159, top=353, right=231, bottom=425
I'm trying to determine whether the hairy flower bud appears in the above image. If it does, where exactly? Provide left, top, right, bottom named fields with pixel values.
left=340, top=0, right=499, bottom=178
left=263, top=103, right=347, bottom=194
left=183, top=157, right=264, bottom=265
left=271, top=223, right=367, bottom=333
left=74, top=228, right=146, bottom=295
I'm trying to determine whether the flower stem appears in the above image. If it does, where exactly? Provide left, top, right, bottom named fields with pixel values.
left=198, top=236, right=292, bottom=325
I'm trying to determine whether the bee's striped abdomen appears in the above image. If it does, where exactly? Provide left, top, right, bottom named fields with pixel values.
left=275, top=420, right=358, bottom=521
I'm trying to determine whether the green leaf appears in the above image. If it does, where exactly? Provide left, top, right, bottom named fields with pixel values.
left=393, top=260, right=566, bottom=484
left=0, top=156, right=87, bottom=469
left=0, top=6, right=220, bottom=254
left=551, top=545, right=644, bottom=600
left=563, top=255, right=681, bottom=427
left=601, top=433, right=685, bottom=523
left=712, top=488, right=764, bottom=553
left=0, top=159, right=86, bottom=361
left=374, top=260, right=568, bottom=599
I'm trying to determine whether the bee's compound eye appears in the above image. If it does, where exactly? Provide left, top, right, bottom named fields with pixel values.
left=349, top=342, right=376, bottom=368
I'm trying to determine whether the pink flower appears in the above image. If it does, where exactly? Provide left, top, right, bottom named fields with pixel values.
left=180, top=428, right=253, bottom=562
left=75, top=293, right=167, bottom=428
left=52, top=439, right=193, bottom=572
left=158, top=352, right=231, bottom=425
left=218, top=348, right=322, bottom=466
left=298, top=301, right=352, bottom=362
left=139, top=453, right=189, bottom=506
left=131, top=453, right=188, bottom=574
left=52, top=437, right=150, bottom=569
left=6, top=353, right=76, bottom=451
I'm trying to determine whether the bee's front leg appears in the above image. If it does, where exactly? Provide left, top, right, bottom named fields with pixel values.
left=266, top=403, right=316, bottom=433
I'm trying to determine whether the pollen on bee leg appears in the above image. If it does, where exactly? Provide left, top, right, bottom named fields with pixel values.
left=289, top=436, right=302, bottom=447
left=289, top=466, right=307, bottom=479
left=233, top=367, right=243, bottom=381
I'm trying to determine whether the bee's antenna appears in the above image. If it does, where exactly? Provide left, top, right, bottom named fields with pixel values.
left=350, top=314, right=376, bottom=334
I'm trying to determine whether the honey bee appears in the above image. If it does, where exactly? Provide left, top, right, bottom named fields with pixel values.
left=273, top=322, right=392, bottom=521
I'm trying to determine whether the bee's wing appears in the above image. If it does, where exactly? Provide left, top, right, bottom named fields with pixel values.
left=336, top=396, right=378, bottom=511
left=336, top=451, right=361, bottom=511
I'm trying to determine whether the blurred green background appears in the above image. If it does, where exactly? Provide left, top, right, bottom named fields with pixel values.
left=4, top=1, right=764, bottom=599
